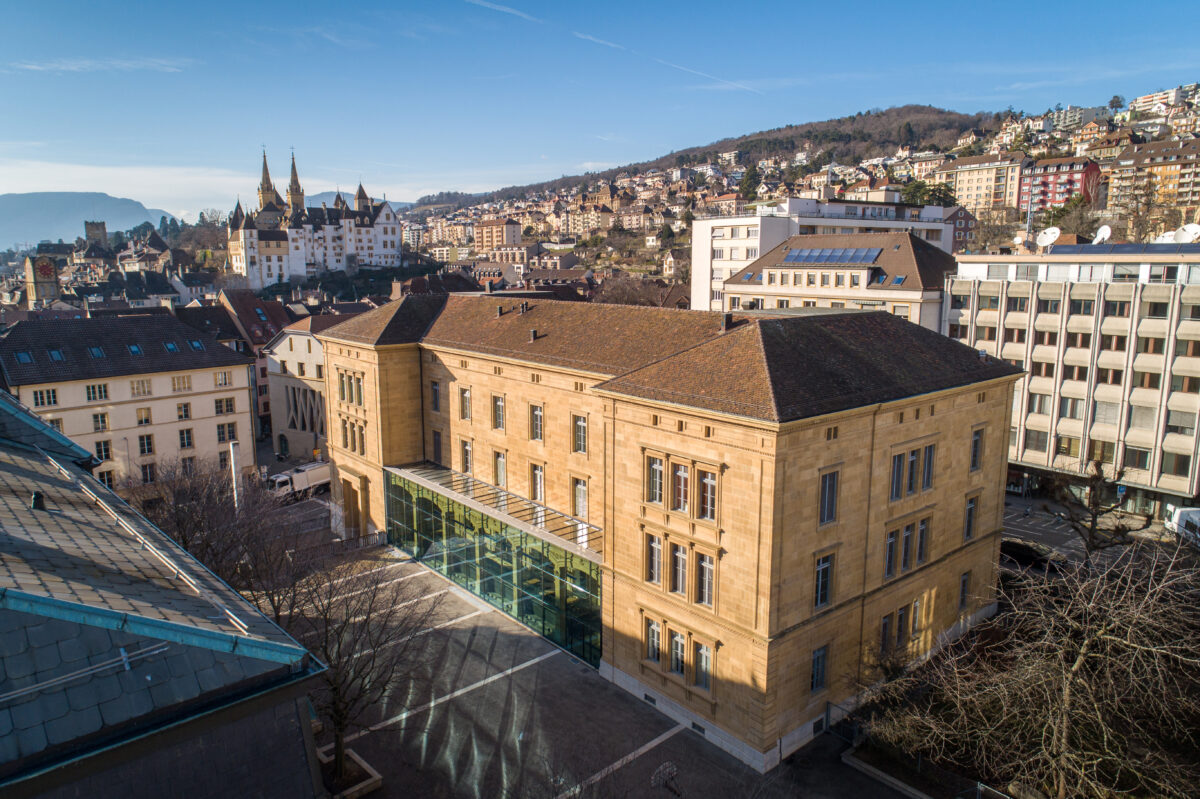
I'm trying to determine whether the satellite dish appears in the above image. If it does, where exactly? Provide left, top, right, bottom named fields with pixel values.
left=1155, top=231, right=1177, bottom=244
left=1012, top=235, right=1023, bottom=246
left=1092, top=224, right=1112, bottom=245
left=1174, top=228, right=1191, bottom=243
left=1181, top=223, right=1200, bottom=243
left=1036, top=227, right=1061, bottom=248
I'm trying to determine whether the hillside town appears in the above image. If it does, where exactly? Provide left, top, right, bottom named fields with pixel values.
left=2, top=61, right=1200, bottom=799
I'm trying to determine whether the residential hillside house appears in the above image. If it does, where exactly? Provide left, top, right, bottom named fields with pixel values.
left=0, top=315, right=256, bottom=494
left=263, top=313, right=362, bottom=460
left=0, top=391, right=323, bottom=798
left=315, top=295, right=1019, bottom=771
left=722, top=232, right=957, bottom=330
left=474, top=218, right=521, bottom=252
left=1109, top=139, right=1200, bottom=215
left=944, top=242, right=1200, bottom=514
left=691, top=196, right=958, bottom=311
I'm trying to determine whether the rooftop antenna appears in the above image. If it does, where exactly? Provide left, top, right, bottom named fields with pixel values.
left=1092, top=224, right=1112, bottom=245
left=1035, top=226, right=1061, bottom=249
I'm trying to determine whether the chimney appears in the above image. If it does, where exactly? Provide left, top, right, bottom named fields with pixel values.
left=530, top=328, right=538, bottom=342
left=30, top=491, right=45, bottom=511
left=496, top=304, right=503, bottom=317
left=721, top=312, right=734, bottom=332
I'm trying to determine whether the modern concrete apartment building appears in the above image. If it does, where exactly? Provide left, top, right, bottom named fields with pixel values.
left=944, top=242, right=1200, bottom=513
left=0, top=315, right=255, bottom=492
left=720, top=232, right=956, bottom=329
left=475, top=218, right=521, bottom=252
left=690, top=197, right=957, bottom=311
left=317, top=296, right=1019, bottom=771
left=933, top=152, right=1029, bottom=213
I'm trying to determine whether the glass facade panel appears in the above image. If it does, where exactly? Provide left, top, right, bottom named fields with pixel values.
left=385, top=470, right=602, bottom=666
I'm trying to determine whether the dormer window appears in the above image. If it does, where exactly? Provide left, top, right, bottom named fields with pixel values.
left=15, top=351, right=32, bottom=364
left=47, top=349, right=64, bottom=362
left=88, top=346, right=105, bottom=358
left=188, top=340, right=205, bottom=352
left=164, top=341, right=179, bottom=352
left=128, top=344, right=143, bottom=355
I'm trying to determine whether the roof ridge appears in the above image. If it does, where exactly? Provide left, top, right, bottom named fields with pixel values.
left=750, top=320, right=782, bottom=421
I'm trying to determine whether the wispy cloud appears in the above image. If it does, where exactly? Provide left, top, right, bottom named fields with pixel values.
left=464, top=0, right=541, bottom=24
left=579, top=161, right=617, bottom=171
left=9, top=57, right=192, bottom=74
left=654, top=58, right=763, bottom=95
left=253, top=24, right=374, bottom=48
left=572, top=32, right=624, bottom=50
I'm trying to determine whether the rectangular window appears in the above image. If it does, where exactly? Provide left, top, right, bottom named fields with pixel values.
left=647, top=456, right=664, bottom=503
left=670, top=544, right=687, bottom=595
left=964, top=496, right=978, bottom=540
left=1025, top=430, right=1049, bottom=452
left=970, top=428, right=984, bottom=471
left=814, top=554, right=832, bottom=608
left=572, top=414, right=587, bottom=453
left=1167, top=410, right=1196, bottom=436
left=215, top=398, right=235, bottom=415
left=906, top=449, right=919, bottom=495
left=354, top=376, right=363, bottom=405
left=646, top=620, right=660, bottom=662
left=171, top=375, right=192, bottom=393
left=1069, top=299, right=1094, bottom=315
left=138, top=434, right=154, bottom=456
left=493, top=451, right=507, bottom=488
left=32, top=389, right=57, bottom=407
left=810, top=645, right=828, bottom=693
left=819, top=470, right=838, bottom=524
left=697, top=553, right=714, bottom=606
left=671, top=464, right=689, bottom=512
left=959, top=572, right=971, bottom=610
left=214, top=371, right=232, bottom=388
left=130, top=379, right=151, bottom=398
left=529, top=404, right=543, bottom=441
left=669, top=632, right=685, bottom=675
left=922, top=444, right=935, bottom=490
left=493, top=395, right=505, bottom=430
left=431, top=430, right=442, bottom=464
left=646, top=534, right=662, bottom=583
left=338, top=374, right=346, bottom=401
left=216, top=422, right=237, bottom=443
left=885, top=529, right=897, bottom=578
left=430, top=381, right=440, bottom=412
left=1162, top=452, right=1191, bottom=477
left=1028, top=393, right=1051, bottom=414
left=1056, top=436, right=1081, bottom=457
left=901, top=524, right=914, bottom=571
left=179, top=428, right=194, bottom=449
left=97, top=471, right=114, bottom=490
left=1134, top=371, right=1162, bottom=390
left=46, top=418, right=62, bottom=432
left=880, top=614, right=892, bottom=655
left=890, top=453, right=904, bottom=500
left=917, top=518, right=929, bottom=564
left=461, top=440, right=472, bottom=473
left=694, top=644, right=712, bottom=690
left=1125, top=447, right=1151, bottom=470
left=85, top=384, right=108, bottom=402
left=92, top=413, right=108, bottom=432
left=696, top=469, right=717, bottom=520
left=896, top=606, right=908, bottom=647
left=460, top=388, right=471, bottom=420
left=95, top=440, right=111, bottom=461
left=141, top=463, right=156, bottom=485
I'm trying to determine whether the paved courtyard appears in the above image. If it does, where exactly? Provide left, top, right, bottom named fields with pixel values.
left=311, top=549, right=902, bottom=799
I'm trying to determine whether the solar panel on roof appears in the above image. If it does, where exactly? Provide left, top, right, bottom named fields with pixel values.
left=1110, top=244, right=1142, bottom=254
left=742, top=272, right=755, bottom=281
left=864, top=248, right=883, bottom=263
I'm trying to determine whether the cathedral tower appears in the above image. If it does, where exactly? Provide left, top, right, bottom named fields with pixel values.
left=287, top=154, right=304, bottom=214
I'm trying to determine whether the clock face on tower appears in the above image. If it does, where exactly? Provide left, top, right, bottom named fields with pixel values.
left=35, top=258, right=54, bottom=279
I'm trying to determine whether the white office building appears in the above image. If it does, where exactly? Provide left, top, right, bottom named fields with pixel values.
left=690, top=197, right=956, bottom=311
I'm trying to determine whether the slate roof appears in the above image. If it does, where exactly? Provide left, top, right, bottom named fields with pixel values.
left=174, top=305, right=244, bottom=342
left=219, top=290, right=290, bottom=346
left=0, top=404, right=317, bottom=785
left=728, top=232, right=957, bottom=292
left=0, top=315, right=252, bottom=387
left=319, top=295, right=1020, bottom=422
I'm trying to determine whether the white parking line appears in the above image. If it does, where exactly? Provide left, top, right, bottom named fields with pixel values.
left=554, top=725, right=685, bottom=799
left=330, top=647, right=561, bottom=749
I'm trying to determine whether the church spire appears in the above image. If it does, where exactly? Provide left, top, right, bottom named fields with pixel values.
left=257, top=150, right=277, bottom=209
left=287, top=153, right=304, bottom=214
left=355, top=182, right=369, bottom=211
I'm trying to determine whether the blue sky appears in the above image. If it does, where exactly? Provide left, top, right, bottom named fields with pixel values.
left=1, top=0, right=1196, bottom=218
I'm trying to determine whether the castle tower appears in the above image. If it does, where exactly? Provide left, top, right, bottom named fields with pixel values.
left=84, top=221, right=108, bottom=246
left=355, top=183, right=369, bottom=212
left=287, top=154, right=304, bottom=214
left=257, top=151, right=284, bottom=209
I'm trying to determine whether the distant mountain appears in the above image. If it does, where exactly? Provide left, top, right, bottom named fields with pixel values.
left=304, top=191, right=413, bottom=210
left=0, top=192, right=175, bottom=250
left=467, top=104, right=1002, bottom=206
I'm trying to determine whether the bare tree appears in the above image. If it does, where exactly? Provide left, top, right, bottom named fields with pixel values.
left=288, top=558, right=444, bottom=786
left=1044, top=461, right=1152, bottom=565
left=973, top=208, right=1020, bottom=251
left=132, top=458, right=326, bottom=624
left=593, top=273, right=667, bottom=306
left=867, top=542, right=1200, bottom=799
left=1118, top=174, right=1160, bottom=243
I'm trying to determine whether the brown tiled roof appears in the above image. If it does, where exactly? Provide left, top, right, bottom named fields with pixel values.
left=284, top=312, right=365, bottom=335
left=0, top=315, right=252, bottom=386
left=597, top=312, right=1020, bottom=422
left=726, top=232, right=956, bottom=292
left=319, top=296, right=1019, bottom=421
left=318, top=295, right=447, bottom=346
